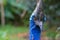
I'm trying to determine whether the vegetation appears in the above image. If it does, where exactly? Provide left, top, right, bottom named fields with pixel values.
left=0, top=0, right=60, bottom=40
left=0, top=25, right=29, bottom=40
left=0, top=0, right=60, bottom=27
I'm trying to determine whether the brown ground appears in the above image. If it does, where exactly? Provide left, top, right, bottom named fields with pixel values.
left=10, top=31, right=49, bottom=40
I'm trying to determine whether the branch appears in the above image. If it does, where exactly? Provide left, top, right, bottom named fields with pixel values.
left=20, top=10, right=26, bottom=19
left=1, top=4, right=5, bottom=26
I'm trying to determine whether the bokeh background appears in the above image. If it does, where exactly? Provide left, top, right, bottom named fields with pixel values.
left=0, top=0, right=60, bottom=40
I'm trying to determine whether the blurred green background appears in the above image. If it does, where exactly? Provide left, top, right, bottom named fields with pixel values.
left=0, top=0, right=60, bottom=40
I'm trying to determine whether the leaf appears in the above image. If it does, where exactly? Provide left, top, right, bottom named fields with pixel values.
left=3, top=0, right=7, bottom=5
left=56, top=10, right=60, bottom=16
left=7, top=0, right=36, bottom=13
left=5, top=8, right=14, bottom=19
left=11, top=7, right=21, bottom=14
left=8, top=0, right=29, bottom=10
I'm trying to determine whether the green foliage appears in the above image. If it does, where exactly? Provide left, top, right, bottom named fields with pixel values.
left=0, top=25, right=28, bottom=40
left=7, top=0, right=36, bottom=13
left=46, top=31, right=57, bottom=38
left=5, top=8, right=14, bottom=19
left=2, top=0, right=37, bottom=25
left=44, top=0, right=60, bottom=27
left=3, top=0, right=7, bottom=6
left=43, top=22, right=49, bottom=30
left=0, top=0, right=60, bottom=25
